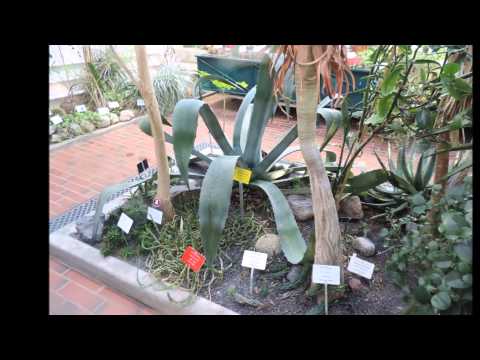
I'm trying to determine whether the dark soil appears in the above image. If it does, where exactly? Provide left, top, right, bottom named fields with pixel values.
left=76, top=170, right=407, bottom=315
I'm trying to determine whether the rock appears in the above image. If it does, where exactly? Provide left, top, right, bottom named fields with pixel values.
left=79, top=121, right=95, bottom=133
left=49, top=125, right=56, bottom=135
left=348, top=277, right=365, bottom=292
left=170, top=179, right=200, bottom=198
left=339, top=195, right=364, bottom=219
left=109, top=113, right=120, bottom=124
left=56, top=127, right=70, bottom=140
left=119, top=109, right=135, bottom=122
left=75, top=215, right=104, bottom=244
left=50, top=134, right=63, bottom=143
left=69, top=123, right=84, bottom=136
left=255, top=233, right=281, bottom=256
left=287, top=265, right=303, bottom=283
left=97, top=114, right=112, bottom=128
left=352, top=236, right=376, bottom=257
left=287, top=195, right=314, bottom=221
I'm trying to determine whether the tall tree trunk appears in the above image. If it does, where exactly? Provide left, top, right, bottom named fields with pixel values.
left=134, top=46, right=175, bottom=220
left=295, top=46, right=343, bottom=282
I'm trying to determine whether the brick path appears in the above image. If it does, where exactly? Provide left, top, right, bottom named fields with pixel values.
left=49, top=95, right=393, bottom=315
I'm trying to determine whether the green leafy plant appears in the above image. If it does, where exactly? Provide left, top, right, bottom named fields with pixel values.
left=386, top=176, right=472, bottom=314
left=139, top=55, right=348, bottom=268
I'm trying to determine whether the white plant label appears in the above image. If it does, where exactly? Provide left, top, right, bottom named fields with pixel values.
left=137, top=99, right=145, bottom=106
left=312, top=264, right=341, bottom=285
left=347, top=253, right=375, bottom=279
left=241, top=250, right=268, bottom=270
left=147, top=207, right=163, bottom=225
left=117, top=213, right=133, bottom=234
left=50, top=115, right=63, bottom=125
left=75, top=104, right=87, bottom=113
left=97, top=107, right=110, bottom=115
left=108, top=101, right=120, bottom=109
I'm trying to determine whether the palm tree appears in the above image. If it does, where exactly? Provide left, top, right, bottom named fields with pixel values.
left=273, top=45, right=353, bottom=282
left=110, top=45, right=175, bottom=220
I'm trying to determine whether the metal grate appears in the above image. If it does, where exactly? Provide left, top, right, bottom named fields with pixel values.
left=49, top=143, right=216, bottom=234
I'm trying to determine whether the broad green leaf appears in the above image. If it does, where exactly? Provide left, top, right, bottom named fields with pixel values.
left=409, top=192, right=426, bottom=206
left=414, top=286, right=431, bottom=304
left=243, top=55, right=275, bottom=167
left=434, top=260, right=452, bottom=269
left=415, top=109, right=434, bottom=130
left=233, top=86, right=257, bottom=153
left=199, top=155, right=240, bottom=267
left=439, top=212, right=469, bottom=236
left=442, top=77, right=472, bottom=100
left=251, top=180, right=307, bottom=264
left=441, top=63, right=460, bottom=77
left=325, top=151, right=337, bottom=163
left=454, top=244, right=472, bottom=264
left=381, top=67, right=402, bottom=96
left=172, top=99, right=234, bottom=186
left=431, top=291, right=451, bottom=311
left=138, top=116, right=211, bottom=163
left=377, top=94, right=394, bottom=118
left=445, top=271, right=468, bottom=289
left=253, top=124, right=298, bottom=176
left=414, top=59, right=441, bottom=66
left=318, top=108, right=343, bottom=151
left=348, top=169, right=389, bottom=194
left=364, top=113, right=384, bottom=126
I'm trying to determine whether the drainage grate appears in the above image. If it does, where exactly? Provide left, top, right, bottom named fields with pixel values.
left=49, top=143, right=216, bottom=234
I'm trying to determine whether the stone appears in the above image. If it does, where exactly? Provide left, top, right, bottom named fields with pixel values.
left=56, top=127, right=71, bottom=140
left=339, top=195, right=364, bottom=219
left=50, top=125, right=56, bottom=135
left=119, top=109, right=135, bottom=122
left=79, top=121, right=95, bottom=133
left=287, top=195, right=314, bottom=221
left=348, top=277, right=364, bottom=292
left=109, top=113, right=120, bottom=124
left=69, top=123, right=84, bottom=136
left=97, top=114, right=112, bottom=128
left=50, top=134, right=63, bottom=143
left=352, top=236, right=376, bottom=257
left=170, top=179, right=200, bottom=198
left=286, top=265, right=303, bottom=283
left=255, top=233, right=281, bottom=256
left=75, top=215, right=104, bottom=244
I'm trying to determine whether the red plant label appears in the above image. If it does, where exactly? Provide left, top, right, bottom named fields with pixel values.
left=180, top=246, right=206, bottom=272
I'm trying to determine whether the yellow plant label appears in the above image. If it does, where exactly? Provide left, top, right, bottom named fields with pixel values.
left=233, top=167, right=252, bottom=184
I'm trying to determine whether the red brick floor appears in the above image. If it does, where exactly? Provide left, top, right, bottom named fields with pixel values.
left=49, top=257, right=158, bottom=315
left=49, top=95, right=395, bottom=315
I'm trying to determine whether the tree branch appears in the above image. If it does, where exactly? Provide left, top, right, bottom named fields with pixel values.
left=108, top=45, right=140, bottom=88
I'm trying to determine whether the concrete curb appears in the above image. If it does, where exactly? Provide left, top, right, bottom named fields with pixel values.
left=49, top=190, right=237, bottom=315
left=50, top=223, right=237, bottom=315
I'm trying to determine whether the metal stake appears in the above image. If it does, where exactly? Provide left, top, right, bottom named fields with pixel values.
left=239, top=182, right=245, bottom=218
left=324, top=284, right=328, bottom=315
left=249, top=267, right=254, bottom=295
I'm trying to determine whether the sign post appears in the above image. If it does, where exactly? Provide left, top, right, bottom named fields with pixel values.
left=241, top=250, right=268, bottom=295
left=312, top=264, right=341, bottom=315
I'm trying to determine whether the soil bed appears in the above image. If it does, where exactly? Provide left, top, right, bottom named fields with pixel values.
left=74, top=175, right=407, bottom=315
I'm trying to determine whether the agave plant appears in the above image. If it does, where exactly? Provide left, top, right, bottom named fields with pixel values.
left=139, top=55, right=345, bottom=267
left=362, top=139, right=436, bottom=215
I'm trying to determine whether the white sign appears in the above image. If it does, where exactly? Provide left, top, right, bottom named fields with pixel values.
left=75, top=104, right=87, bottom=113
left=241, top=250, right=268, bottom=270
left=117, top=213, right=133, bottom=234
left=137, top=99, right=145, bottom=106
left=347, top=253, right=375, bottom=279
left=108, top=101, right=120, bottom=109
left=312, top=264, right=341, bottom=285
left=50, top=115, right=63, bottom=125
left=97, top=107, right=110, bottom=115
left=147, top=207, right=163, bottom=225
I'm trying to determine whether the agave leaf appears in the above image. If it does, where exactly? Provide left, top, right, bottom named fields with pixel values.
left=232, top=86, right=257, bottom=153
left=389, top=172, right=417, bottom=194
left=318, top=108, right=343, bottom=151
left=243, top=55, right=275, bottom=168
left=251, top=180, right=307, bottom=264
left=254, top=125, right=298, bottom=176
left=172, top=99, right=234, bottom=186
left=199, top=155, right=240, bottom=267
left=414, top=154, right=425, bottom=190
left=398, top=145, right=414, bottom=184
left=421, top=150, right=436, bottom=188
left=348, top=169, right=390, bottom=194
